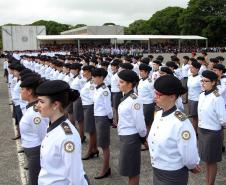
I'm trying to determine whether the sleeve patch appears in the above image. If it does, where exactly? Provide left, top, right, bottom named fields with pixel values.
left=64, top=141, right=75, bottom=153
left=33, top=117, right=41, bottom=124
left=134, top=103, right=141, bottom=110
left=103, top=91, right=109, bottom=96
left=182, top=131, right=191, bottom=140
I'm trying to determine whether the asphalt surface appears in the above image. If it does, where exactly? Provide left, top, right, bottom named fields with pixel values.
left=1, top=54, right=226, bottom=185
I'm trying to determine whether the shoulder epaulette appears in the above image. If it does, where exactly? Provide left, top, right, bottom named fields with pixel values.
left=61, top=122, right=73, bottom=135
left=148, top=78, right=152, bottom=83
left=101, top=84, right=106, bottom=89
left=213, top=90, right=220, bottom=97
left=174, top=111, right=187, bottom=121
left=78, top=75, right=82, bottom=79
left=33, top=104, right=38, bottom=112
left=130, top=93, right=138, bottom=99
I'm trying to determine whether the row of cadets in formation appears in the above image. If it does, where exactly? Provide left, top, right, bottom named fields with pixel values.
left=4, top=52, right=226, bottom=185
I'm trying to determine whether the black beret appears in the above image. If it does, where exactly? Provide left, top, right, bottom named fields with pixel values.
left=139, top=63, right=152, bottom=72
left=197, top=56, right=205, bottom=61
left=100, top=61, right=109, bottom=67
left=118, top=70, right=139, bottom=84
left=141, top=57, right=150, bottom=65
left=148, top=55, right=154, bottom=59
left=183, top=56, right=190, bottom=60
left=209, top=58, right=219, bottom=64
left=91, top=68, right=108, bottom=78
left=216, top=56, right=224, bottom=61
left=154, top=75, right=187, bottom=96
left=70, top=63, right=82, bottom=70
left=202, top=70, right=218, bottom=81
left=21, top=73, right=40, bottom=82
left=82, top=65, right=95, bottom=72
left=63, top=63, right=71, bottom=68
left=213, top=64, right=226, bottom=73
left=159, top=66, right=173, bottom=75
left=152, top=60, right=162, bottom=66
left=111, top=59, right=121, bottom=66
left=191, top=60, right=201, bottom=69
left=14, top=64, right=25, bottom=72
left=20, top=76, right=42, bottom=89
left=19, top=69, right=33, bottom=76
left=36, top=80, right=70, bottom=96
left=156, top=55, right=164, bottom=62
left=119, top=63, right=133, bottom=70
left=166, top=61, right=178, bottom=69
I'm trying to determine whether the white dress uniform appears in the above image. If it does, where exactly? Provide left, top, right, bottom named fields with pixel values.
left=148, top=106, right=199, bottom=184
left=118, top=91, right=147, bottom=176
left=152, top=70, right=160, bottom=82
left=20, top=102, right=49, bottom=148
left=137, top=77, right=155, bottom=125
left=198, top=89, right=226, bottom=163
left=38, top=116, right=88, bottom=185
left=217, top=76, right=226, bottom=104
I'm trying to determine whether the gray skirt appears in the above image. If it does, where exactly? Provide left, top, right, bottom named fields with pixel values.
left=119, top=134, right=141, bottom=177
left=198, top=128, right=222, bottom=163
left=181, top=77, right=188, bottom=89
left=73, top=97, right=84, bottom=122
left=24, top=145, right=41, bottom=185
left=153, top=167, right=188, bottom=185
left=188, top=100, right=198, bottom=117
left=83, top=105, right=95, bottom=133
left=95, top=116, right=110, bottom=148
left=143, top=103, right=155, bottom=126
left=112, top=92, right=123, bottom=109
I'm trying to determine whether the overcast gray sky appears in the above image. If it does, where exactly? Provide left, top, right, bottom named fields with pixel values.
left=0, top=0, right=189, bottom=26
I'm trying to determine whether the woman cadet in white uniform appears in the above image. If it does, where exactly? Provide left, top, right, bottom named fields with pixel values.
left=36, top=80, right=89, bottom=185
left=117, top=70, right=147, bottom=185
left=198, top=70, right=226, bottom=185
left=19, top=76, right=49, bottom=185
left=148, top=75, right=201, bottom=185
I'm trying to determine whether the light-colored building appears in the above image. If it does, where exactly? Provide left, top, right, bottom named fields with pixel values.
left=61, top=25, right=124, bottom=35
left=2, top=26, right=46, bottom=51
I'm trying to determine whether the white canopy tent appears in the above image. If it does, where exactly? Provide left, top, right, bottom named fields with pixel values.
left=37, top=35, right=208, bottom=50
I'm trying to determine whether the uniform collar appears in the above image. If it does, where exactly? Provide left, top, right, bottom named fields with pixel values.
left=204, top=88, right=216, bottom=96
left=142, top=76, right=148, bottom=81
left=121, top=90, right=134, bottom=102
left=192, top=73, right=199, bottom=77
left=26, top=100, right=37, bottom=109
left=96, top=83, right=105, bottom=89
left=47, top=115, right=67, bottom=133
left=73, top=74, right=79, bottom=78
left=162, top=105, right=177, bottom=117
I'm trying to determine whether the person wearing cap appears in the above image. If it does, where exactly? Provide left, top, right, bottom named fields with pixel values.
left=197, top=56, right=208, bottom=75
left=148, top=75, right=200, bottom=185
left=111, top=59, right=123, bottom=127
left=80, top=65, right=99, bottom=160
left=208, top=58, right=219, bottom=70
left=151, top=60, right=162, bottom=82
left=19, top=76, right=49, bottom=185
left=187, top=59, right=202, bottom=133
left=137, top=64, right=154, bottom=150
left=62, top=63, right=71, bottom=83
left=70, top=63, right=86, bottom=142
left=198, top=70, right=226, bottom=185
left=92, top=68, right=113, bottom=179
left=35, top=80, right=89, bottom=185
left=100, top=61, right=112, bottom=88
left=181, top=56, right=190, bottom=104
left=117, top=70, right=147, bottom=185
left=213, top=63, right=226, bottom=153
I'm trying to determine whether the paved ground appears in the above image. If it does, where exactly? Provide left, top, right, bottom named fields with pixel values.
left=1, top=53, right=226, bottom=185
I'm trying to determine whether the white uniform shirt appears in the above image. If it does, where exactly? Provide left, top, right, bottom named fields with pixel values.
left=118, top=92, right=147, bottom=137
left=137, top=77, right=154, bottom=104
left=111, top=73, right=120, bottom=92
left=148, top=107, right=200, bottom=171
left=38, top=117, right=88, bottom=185
left=19, top=103, right=49, bottom=148
left=93, top=84, right=113, bottom=118
left=198, top=90, right=226, bottom=130
left=151, top=71, right=160, bottom=82
left=70, top=75, right=86, bottom=92
left=181, top=64, right=189, bottom=78
left=80, top=80, right=96, bottom=106
left=217, top=76, right=226, bottom=104
left=187, top=74, right=202, bottom=101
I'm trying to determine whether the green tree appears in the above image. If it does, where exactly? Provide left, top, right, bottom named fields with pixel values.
left=179, top=0, right=226, bottom=44
left=146, top=7, right=184, bottom=35
left=103, top=23, right=116, bottom=26
left=126, top=19, right=148, bottom=34
left=31, top=20, right=70, bottom=35
left=69, top=24, right=86, bottom=29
